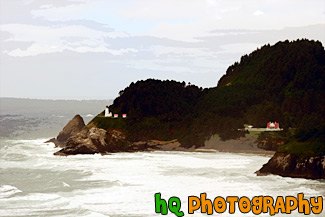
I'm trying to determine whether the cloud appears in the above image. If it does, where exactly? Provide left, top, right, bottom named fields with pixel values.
left=0, top=0, right=324, bottom=99
left=6, top=44, right=138, bottom=57
left=253, top=10, right=264, bottom=16
left=0, top=23, right=134, bottom=56
left=11, top=0, right=324, bottom=41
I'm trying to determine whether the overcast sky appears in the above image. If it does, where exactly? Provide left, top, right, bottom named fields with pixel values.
left=0, top=0, right=324, bottom=99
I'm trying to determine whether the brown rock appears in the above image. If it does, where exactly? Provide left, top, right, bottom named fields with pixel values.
left=44, top=138, right=61, bottom=147
left=54, top=127, right=129, bottom=155
left=55, top=114, right=85, bottom=147
left=256, top=152, right=325, bottom=179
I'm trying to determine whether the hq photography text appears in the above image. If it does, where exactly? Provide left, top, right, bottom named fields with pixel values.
left=154, top=193, right=323, bottom=216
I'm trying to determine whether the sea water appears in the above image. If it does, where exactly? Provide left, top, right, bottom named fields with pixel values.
left=0, top=138, right=324, bottom=217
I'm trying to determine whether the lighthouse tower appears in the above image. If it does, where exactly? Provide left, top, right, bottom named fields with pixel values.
left=104, top=105, right=112, bottom=117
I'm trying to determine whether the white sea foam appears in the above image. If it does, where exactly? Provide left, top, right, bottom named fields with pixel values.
left=62, top=182, right=70, bottom=187
left=0, top=138, right=324, bottom=217
left=51, top=115, right=64, bottom=118
left=0, top=185, right=22, bottom=198
left=4, top=138, right=52, bottom=145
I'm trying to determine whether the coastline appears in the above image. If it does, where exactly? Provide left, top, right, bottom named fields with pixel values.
left=47, top=114, right=323, bottom=180
left=46, top=136, right=275, bottom=156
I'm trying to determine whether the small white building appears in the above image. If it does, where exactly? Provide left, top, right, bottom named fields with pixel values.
left=114, top=114, right=118, bottom=118
left=104, top=105, right=112, bottom=117
left=122, top=114, right=127, bottom=118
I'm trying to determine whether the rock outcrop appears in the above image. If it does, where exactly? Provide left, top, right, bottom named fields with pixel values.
left=57, top=115, right=85, bottom=145
left=256, top=152, right=325, bottom=179
left=54, top=127, right=129, bottom=155
left=46, top=114, right=85, bottom=147
left=54, top=126, right=186, bottom=155
left=49, top=114, right=188, bottom=155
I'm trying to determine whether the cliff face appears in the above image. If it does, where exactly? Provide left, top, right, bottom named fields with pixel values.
left=256, top=152, right=325, bottom=179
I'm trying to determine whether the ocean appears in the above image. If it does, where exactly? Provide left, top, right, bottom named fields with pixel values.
left=0, top=99, right=324, bottom=217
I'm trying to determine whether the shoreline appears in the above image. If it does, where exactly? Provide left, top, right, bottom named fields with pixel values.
left=163, top=147, right=275, bottom=156
left=197, top=149, right=275, bottom=156
left=44, top=137, right=275, bottom=156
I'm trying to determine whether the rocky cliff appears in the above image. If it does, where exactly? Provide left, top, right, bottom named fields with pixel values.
left=256, top=152, right=325, bottom=179
left=51, top=115, right=184, bottom=155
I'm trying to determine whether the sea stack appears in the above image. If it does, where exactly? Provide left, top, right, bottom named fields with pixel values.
left=55, top=114, right=85, bottom=147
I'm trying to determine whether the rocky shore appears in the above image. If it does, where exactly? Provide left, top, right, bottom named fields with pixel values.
left=46, top=115, right=187, bottom=156
left=256, top=152, right=325, bottom=179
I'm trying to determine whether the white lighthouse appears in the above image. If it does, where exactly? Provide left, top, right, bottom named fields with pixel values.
left=104, top=105, right=112, bottom=117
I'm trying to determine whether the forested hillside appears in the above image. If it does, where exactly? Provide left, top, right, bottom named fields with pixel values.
left=213, top=39, right=325, bottom=156
left=218, top=39, right=324, bottom=129
left=90, top=39, right=325, bottom=153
